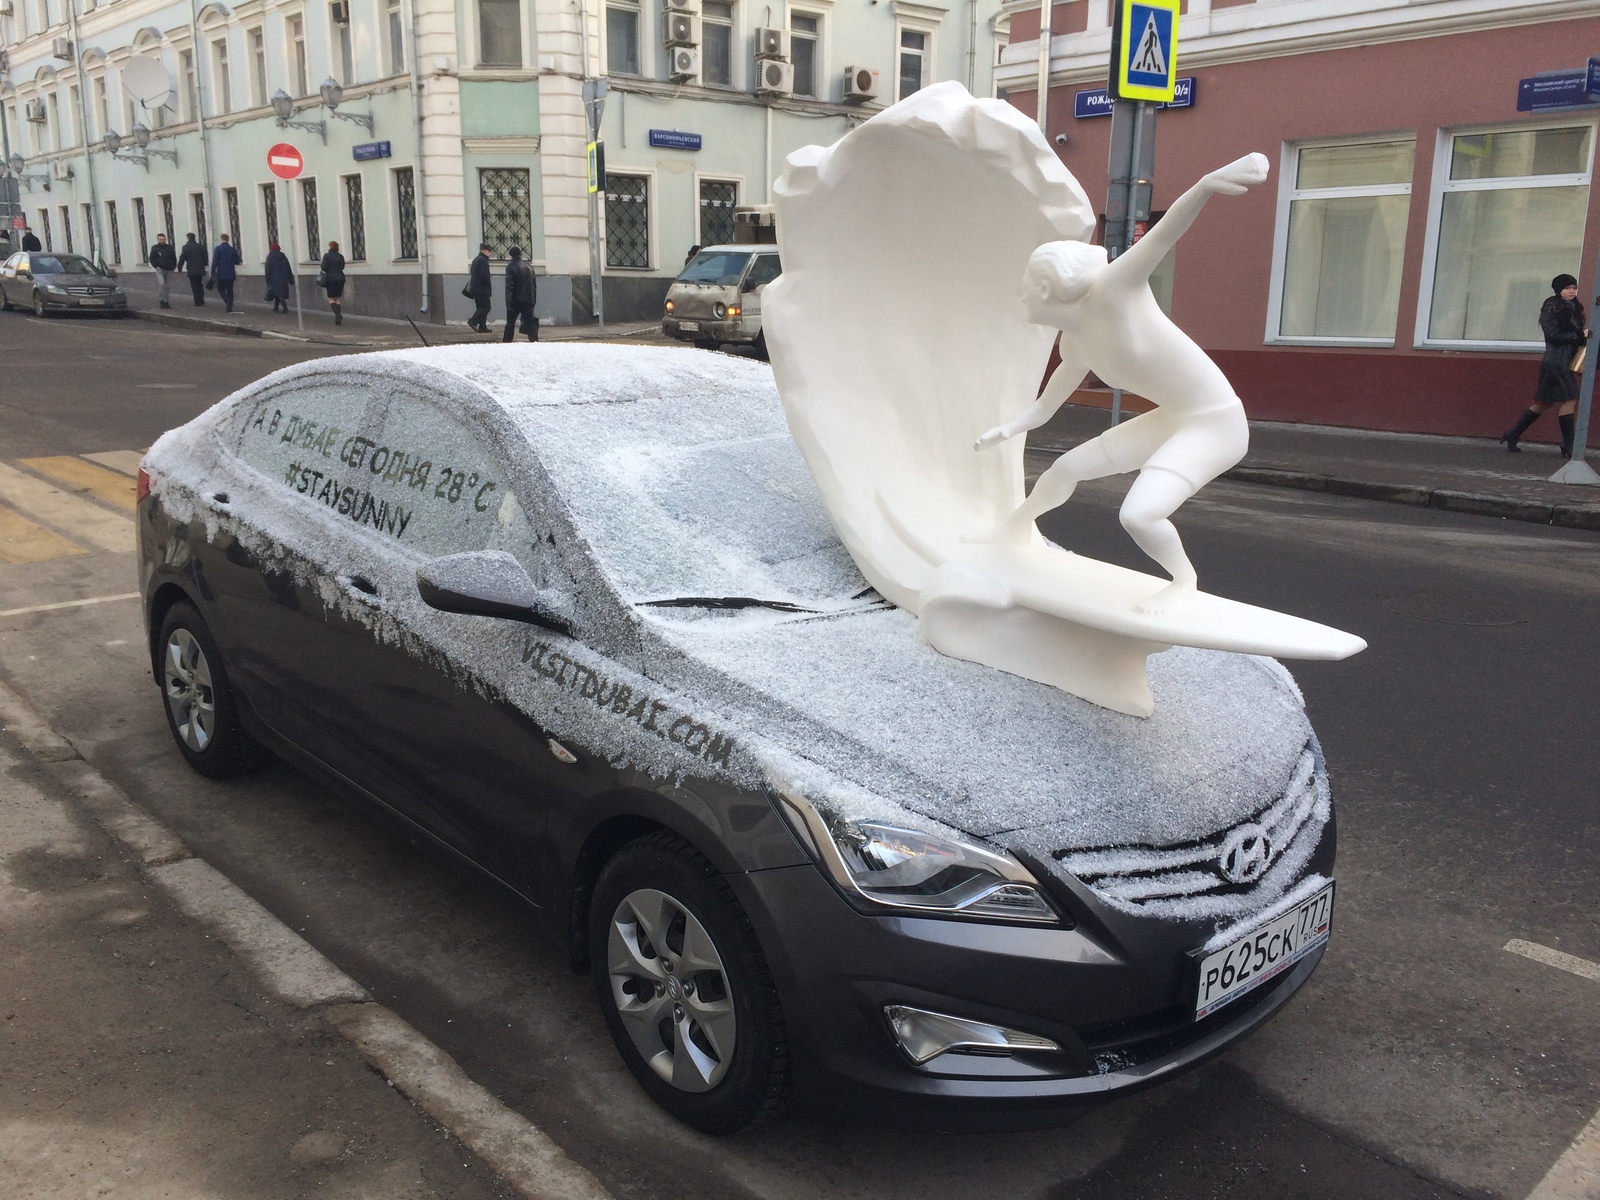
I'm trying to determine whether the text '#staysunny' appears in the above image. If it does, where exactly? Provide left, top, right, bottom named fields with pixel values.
left=521, top=639, right=733, bottom=768
left=284, top=460, right=413, bottom=539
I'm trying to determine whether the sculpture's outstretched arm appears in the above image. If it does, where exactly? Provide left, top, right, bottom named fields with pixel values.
left=974, top=348, right=1089, bottom=449
left=1107, top=152, right=1269, bottom=288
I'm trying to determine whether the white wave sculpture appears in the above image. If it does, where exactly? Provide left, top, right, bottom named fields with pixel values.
left=762, top=82, right=1364, bottom=717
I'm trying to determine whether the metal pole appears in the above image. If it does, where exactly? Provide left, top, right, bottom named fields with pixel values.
left=284, top=180, right=304, bottom=331
left=187, top=0, right=219, bottom=257
left=1035, top=0, right=1053, bottom=130
left=405, top=0, right=430, bottom=314
left=66, top=3, right=107, bottom=266
left=1551, top=256, right=1600, bottom=484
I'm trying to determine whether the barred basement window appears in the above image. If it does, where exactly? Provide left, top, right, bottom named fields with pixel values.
left=105, top=200, right=121, bottom=264
left=699, top=179, right=737, bottom=247
left=301, top=178, right=320, bottom=260
left=160, top=194, right=175, bottom=245
left=344, top=174, right=367, bottom=261
left=605, top=175, right=649, bottom=268
left=478, top=167, right=532, bottom=260
left=261, top=182, right=279, bottom=246
left=224, top=187, right=242, bottom=253
left=134, top=197, right=148, bottom=263
left=395, top=167, right=418, bottom=260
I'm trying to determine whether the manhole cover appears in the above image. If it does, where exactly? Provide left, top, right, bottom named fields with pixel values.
left=1382, top=591, right=1523, bottom=626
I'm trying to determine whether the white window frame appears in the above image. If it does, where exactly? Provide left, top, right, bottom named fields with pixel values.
left=1414, top=119, right=1597, bottom=352
left=390, top=163, right=420, bottom=261
left=693, top=171, right=744, bottom=247
left=699, top=0, right=737, bottom=90
left=1264, top=132, right=1416, bottom=349
left=603, top=0, right=643, bottom=78
left=476, top=0, right=529, bottom=69
left=789, top=7, right=827, bottom=100
left=602, top=168, right=657, bottom=272
left=248, top=25, right=268, bottom=108
left=286, top=11, right=309, bottom=98
left=894, top=22, right=935, bottom=102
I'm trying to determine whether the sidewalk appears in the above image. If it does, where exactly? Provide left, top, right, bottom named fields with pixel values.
left=1029, top=402, right=1600, bottom=532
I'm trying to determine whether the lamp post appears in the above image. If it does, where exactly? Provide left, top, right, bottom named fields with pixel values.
left=6, top=153, right=51, bottom=191
left=319, top=78, right=375, bottom=133
left=272, top=89, right=326, bottom=143
left=104, top=130, right=150, bottom=170
left=132, top=124, right=180, bottom=166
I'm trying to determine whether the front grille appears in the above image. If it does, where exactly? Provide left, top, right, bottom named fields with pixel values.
left=1055, top=742, right=1327, bottom=914
left=66, top=285, right=112, bottom=295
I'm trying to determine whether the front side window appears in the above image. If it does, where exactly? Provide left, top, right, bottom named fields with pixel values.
left=1425, top=125, right=1593, bottom=345
left=478, top=167, right=533, bottom=260
left=606, top=2, right=640, bottom=75
left=1273, top=138, right=1414, bottom=342
left=480, top=0, right=523, bottom=67
left=791, top=13, right=819, bottom=97
left=897, top=29, right=926, bottom=101
left=702, top=2, right=733, bottom=87
left=743, top=253, right=781, bottom=290
left=605, top=175, right=649, bottom=268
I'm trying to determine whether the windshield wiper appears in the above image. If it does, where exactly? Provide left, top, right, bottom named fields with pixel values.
left=639, top=597, right=820, bottom=613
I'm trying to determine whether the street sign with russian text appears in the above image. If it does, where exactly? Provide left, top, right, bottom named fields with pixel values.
left=1076, top=76, right=1194, bottom=118
left=1112, top=0, right=1179, bottom=103
left=352, top=140, right=392, bottom=161
left=267, top=143, right=304, bottom=180
left=648, top=129, right=702, bottom=151
left=1516, top=70, right=1600, bottom=113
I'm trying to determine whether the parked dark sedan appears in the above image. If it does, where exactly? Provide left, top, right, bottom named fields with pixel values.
left=137, top=344, right=1335, bottom=1133
left=1, top=251, right=129, bottom=315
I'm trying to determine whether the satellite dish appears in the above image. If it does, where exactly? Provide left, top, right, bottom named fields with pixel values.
left=122, top=56, right=173, bottom=111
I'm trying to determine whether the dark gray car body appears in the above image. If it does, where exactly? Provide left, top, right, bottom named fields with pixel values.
left=1, top=251, right=129, bottom=313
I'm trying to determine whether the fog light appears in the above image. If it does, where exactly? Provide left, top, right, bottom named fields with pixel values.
left=884, top=1004, right=1062, bottom=1065
left=713, top=301, right=726, bottom=319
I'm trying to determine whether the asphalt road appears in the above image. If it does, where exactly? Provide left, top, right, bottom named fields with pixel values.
left=2, top=309, right=1598, bottom=1198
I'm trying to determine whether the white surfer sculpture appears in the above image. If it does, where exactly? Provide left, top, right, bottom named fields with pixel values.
left=762, top=83, right=1363, bottom=717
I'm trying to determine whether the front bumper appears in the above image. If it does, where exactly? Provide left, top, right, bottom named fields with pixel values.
left=42, top=291, right=128, bottom=310
left=662, top=316, right=749, bottom=344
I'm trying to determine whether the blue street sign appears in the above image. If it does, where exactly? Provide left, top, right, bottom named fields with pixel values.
left=648, top=129, right=702, bottom=151
left=1075, top=76, right=1194, bottom=118
left=1517, top=71, right=1600, bottom=113
left=1589, top=56, right=1600, bottom=99
left=352, top=140, right=392, bottom=161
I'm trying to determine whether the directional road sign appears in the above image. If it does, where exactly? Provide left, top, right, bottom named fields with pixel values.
left=267, top=143, right=305, bottom=180
left=1112, top=0, right=1180, bottom=103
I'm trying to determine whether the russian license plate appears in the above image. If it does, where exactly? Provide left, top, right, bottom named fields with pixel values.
left=678, top=320, right=700, bottom=332
left=79, top=297, right=104, bottom=306
left=1194, top=883, right=1333, bottom=1019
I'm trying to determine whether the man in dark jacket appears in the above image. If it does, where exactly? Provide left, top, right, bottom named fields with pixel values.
left=148, top=232, right=178, bottom=308
left=467, top=242, right=493, bottom=332
left=21, top=228, right=42, bottom=252
left=177, top=233, right=208, bottom=306
left=211, top=232, right=241, bottom=312
left=502, top=246, right=537, bottom=342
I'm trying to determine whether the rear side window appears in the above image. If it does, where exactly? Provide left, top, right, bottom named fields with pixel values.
left=237, top=383, right=375, bottom=503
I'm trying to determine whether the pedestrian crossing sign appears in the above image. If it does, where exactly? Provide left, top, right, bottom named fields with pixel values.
left=1112, top=0, right=1180, bottom=103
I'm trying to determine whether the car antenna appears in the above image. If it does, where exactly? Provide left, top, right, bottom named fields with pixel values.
left=405, top=315, right=431, bottom=347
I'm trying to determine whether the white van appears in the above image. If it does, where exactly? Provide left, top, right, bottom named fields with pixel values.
left=661, top=245, right=782, bottom=358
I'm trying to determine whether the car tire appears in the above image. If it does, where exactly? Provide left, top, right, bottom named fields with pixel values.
left=693, top=338, right=720, bottom=351
left=156, top=601, right=270, bottom=779
left=0, top=287, right=12, bottom=311
left=32, top=291, right=47, bottom=318
left=590, top=831, right=790, bottom=1134
left=753, top=330, right=769, bottom=361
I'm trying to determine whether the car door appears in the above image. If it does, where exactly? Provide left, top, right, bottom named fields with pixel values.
left=740, top=252, right=782, bottom=337
left=1, top=253, right=23, bottom=305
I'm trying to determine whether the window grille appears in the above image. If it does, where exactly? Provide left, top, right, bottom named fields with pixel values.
left=344, top=174, right=367, bottom=261
left=193, top=193, right=207, bottom=248
left=478, top=167, right=533, bottom=259
left=261, top=182, right=279, bottom=246
left=38, top=210, right=52, bottom=252
left=699, top=179, right=737, bottom=247
left=160, top=194, right=176, bottom=245
left=60, top=205, right=73, bottom=254
left=224, top=186, right=241, bottom=254
left=605, top=175, right=649, bottom=268
left=301, top=178, right=320, bottom=260
left=106, top=200, right=121, bottom=264
left=134, top=197, right=148, bottom=263
left=395, top=167, right=418, bottom=260
left=81, top=203, right=95, bottom=259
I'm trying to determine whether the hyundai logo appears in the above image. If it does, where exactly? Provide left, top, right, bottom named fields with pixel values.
left=1218, top=823, right=1272, bottom=884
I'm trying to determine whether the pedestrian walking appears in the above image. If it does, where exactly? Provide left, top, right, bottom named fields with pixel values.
left=466, top=242, right=493, bottom=332
left=1501, top=274, right=1591, bottom=457
left=21, top=228, right=42, bottom=252
left=319, top=241, right=346, bottom=325
left=264, top=242, right=294, bottom=313
left=502, top=246, right=538, bottom=343
left=148, top=232, right=177, bottom=308
left=211, top=232, right=241, bottom=313
left=178, top=233, right=208, bottom=306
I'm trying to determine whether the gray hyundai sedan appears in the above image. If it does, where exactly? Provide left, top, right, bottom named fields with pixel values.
left=136, top=344, right=1335, bottom=1133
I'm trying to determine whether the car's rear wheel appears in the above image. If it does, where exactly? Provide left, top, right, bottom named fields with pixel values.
left=591, top=831, right=790, bottom=1133
left=32, top=291, right=47, bottom=318
left=157, top=601, right=269, bottom=779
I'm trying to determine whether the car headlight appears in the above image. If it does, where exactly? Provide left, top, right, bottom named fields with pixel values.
left=664, top=299, right=674, bottom=313
left=773, top=790, right=1061, bottom=925
left=713, top=301, right=726, bottom=319
left=43, top=284, right=66, bottom=294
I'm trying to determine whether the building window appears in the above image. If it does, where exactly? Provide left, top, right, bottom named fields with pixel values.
left=702, top=2, right=733, bottom=87
left=93, top=77, right=109, bottom=140
left=224, top=187, right=242, bottom=251
left=68, top=84, right=81, bottom=146
left=193, top=193, right=208, bottom=247
left=480, top=0, right=523, bottom=67
left=60, top=205, right=73, bottom=254
left=134, top=197, right=148, bottom=263
left=387, top=0, right=406, bottom=75
left=338, top=17, right=355, bottom=83
left=606, top=2, right=640, bottom=75
left=212, top=38, right=232, bottom=115
left=1270, top=138, right=1414, bottom=344
left=478, top=167, right=532, bottom=260
left=699, top=179, right=737, bottom=246
left=81, top=203, right=95, bottom=259
left=605, top=174, right=649, bottom=268
left=288, top=15, right=309, bottom=97
left=344, top=174, right=367, bottom=261
left=160, top=193, right=175, bottom=244
left=300, top=178, right=320, bottom=260
left=262, top=182, right=280, bottom=246
left=180, top=50, right=196, bottom=122
left=897, top=29, right=926, bottom=101
left=249, top=27, right=268, bottom=106
left=105, top=200, right=121, bottom=264
left=37, top=209, right=52, bottom=252
left=791, top=13, right=819, bottom=98
left=1423, top=125, right=1594, bottom=345
left=395, top=167, right=418, bottom=259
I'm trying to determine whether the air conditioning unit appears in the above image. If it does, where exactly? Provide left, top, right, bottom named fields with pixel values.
left=24, top=99, right=47, bottom=122
left=664, top=12, right=699, bottom=46
left=664, top=0, right=700, bottom=11
left=756, top=57, right=793, bottom=96
left=732, top=206, right=776, bottom=244
left=754, top=28, right=789, bottom=60
left=669, top=46, right=699, bottom=81
left=51, top=36, right=73, bottom=61
left=842, top=66, right=879, bottom=102
left=53, top=160, right=74, bottom=182
left=329, top=0, right=351, bottom=24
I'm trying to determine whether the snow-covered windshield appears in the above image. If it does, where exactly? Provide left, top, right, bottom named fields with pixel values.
left=678, top=250, right=751, bottom=286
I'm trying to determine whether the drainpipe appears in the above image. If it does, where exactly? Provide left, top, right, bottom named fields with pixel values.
left=406, top=0, right=430, bottom=313
left=66, top=1, right=106, bottom=265
left=1035, top=0, right=1052, bottom=130
left=187, top=0, right=218, bottom=251
left=966, top=0, right=977, bottom=93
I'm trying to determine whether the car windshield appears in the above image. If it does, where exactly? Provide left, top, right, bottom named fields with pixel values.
left=677, top=250, right=751, bottom=286
left=33, top=255, right=100, bottom=275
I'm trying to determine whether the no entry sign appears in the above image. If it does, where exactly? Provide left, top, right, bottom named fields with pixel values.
left=267, top=143, right=305, bottom=180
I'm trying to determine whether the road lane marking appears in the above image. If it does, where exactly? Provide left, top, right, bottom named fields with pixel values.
left=0, top=505, right=89, bottom=563
left=0, top=463, right=133, bottom=553
left=81, top=450, right=147, bottom=477
left=21, top=455, right=138, bottom=509
left=1506, top=939, right=1600, bottom=983
left=0, top=592, right=141, bottom=619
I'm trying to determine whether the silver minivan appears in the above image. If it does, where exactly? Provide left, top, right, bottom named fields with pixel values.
left=662, top=245, right=782, bottom=357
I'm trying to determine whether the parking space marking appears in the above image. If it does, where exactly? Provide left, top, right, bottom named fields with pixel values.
left=0, top=505, right=89, bottom=563
left=0, top=462, right=133, bottom=553
left=0, top=593, right=141, bottom=619
left=81, top=450, right=147, bottom=478
left=1505, top=939, right=1600, bottom=983
left=21, top=455, right=138, bottom=509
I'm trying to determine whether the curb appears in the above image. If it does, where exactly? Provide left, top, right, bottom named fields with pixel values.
left=131, top=307, right=265, bottom=338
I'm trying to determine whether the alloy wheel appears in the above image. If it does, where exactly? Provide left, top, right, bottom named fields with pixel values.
left=163, top=627, right=216, bottom=753
left=33, top=291, right=46, bottom=318
left=607, top=887, right=737, bottom=1092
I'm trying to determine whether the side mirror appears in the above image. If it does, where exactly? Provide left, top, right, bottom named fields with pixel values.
left=416, top=550, right=574, bottom=635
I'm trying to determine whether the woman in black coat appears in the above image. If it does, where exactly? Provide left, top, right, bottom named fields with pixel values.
left=1502, top=273, right=1590, bottom=457
left=264, top=243, right=295, bottom=313
left=320, top=241, right=347, bottom=325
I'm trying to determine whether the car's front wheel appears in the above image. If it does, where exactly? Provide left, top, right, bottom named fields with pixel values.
left=157, top=601, right=269, bottom=778
left=591, top=832, right=790, bottom=1133
left=0, top=286, right=12, bottom=311
left=32, top=291, right=47, bottom=318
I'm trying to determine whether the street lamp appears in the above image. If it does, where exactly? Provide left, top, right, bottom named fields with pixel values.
left=319, top=78, right=375, bottom=134
left=271, top=88, right=326, bottom=143
left=6, top=153, right=51, bottom=191
left=131, top=123, right=179, bottom=165
left=103, top=129, right=150, bottom=170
